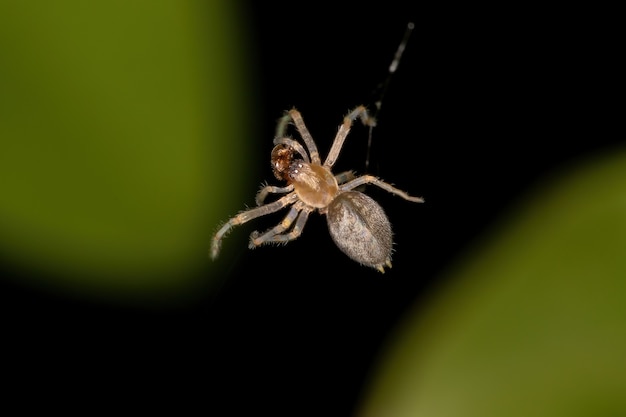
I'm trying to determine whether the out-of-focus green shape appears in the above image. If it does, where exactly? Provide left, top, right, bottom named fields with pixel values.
left=359, top=149, right=626, bottom=416
left=0, top=1, right=252, bottom=302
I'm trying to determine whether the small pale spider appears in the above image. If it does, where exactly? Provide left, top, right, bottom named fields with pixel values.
left=210, top=106, right=424, bottom=272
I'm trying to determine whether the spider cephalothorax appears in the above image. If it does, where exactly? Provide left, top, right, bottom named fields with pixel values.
left=210, top=106, right=423, bottom=272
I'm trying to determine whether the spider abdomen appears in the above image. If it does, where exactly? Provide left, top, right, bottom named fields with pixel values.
left=326, top=191, right=393, bottom=271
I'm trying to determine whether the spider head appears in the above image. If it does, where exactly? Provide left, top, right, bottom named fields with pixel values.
left=271, top=144, right=295, bottom=181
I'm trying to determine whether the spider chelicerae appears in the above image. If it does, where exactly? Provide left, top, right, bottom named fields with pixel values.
left=210, top=105, right=424, bottom=273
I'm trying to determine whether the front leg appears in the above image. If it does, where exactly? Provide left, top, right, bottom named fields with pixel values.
left=324, top=105, right=377, bottom=168
left=276, top=109, right=321, bottom=165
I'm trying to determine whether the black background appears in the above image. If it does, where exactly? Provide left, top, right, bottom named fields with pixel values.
left=1, top=2, right=620, bottom=415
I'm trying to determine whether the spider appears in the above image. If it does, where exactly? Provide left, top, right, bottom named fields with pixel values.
left=210, top=105, right=424, bottom=273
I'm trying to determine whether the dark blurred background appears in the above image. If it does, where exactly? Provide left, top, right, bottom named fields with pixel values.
left=0, top=1, right=620, bottom=415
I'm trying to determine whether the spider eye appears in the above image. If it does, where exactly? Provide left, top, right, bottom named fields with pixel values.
left=271, top=144, right=294, bottom=181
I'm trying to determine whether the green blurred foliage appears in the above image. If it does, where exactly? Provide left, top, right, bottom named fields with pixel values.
left=0, top=1, right=253, bottom=302
left=358, top=149, right=626, bottom=416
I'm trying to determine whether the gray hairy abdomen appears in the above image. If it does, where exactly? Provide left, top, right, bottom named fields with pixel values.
left=326, top=191, right=393, bottom=267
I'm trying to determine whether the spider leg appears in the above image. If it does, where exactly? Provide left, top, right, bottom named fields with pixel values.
left=339, top=175, right=424, bottom=203
left=324, top=105, right=376, bottom=168
left=249, top=202, right=312, bottom=248
left=277, top=109, right=321, bottom=164
left=256, top=183, right=294, bottom=206
left=210, top=192, right=298, bottom=259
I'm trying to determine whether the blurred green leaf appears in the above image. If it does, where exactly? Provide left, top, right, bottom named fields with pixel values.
left=358, top=149, right=626, bottom=416
left=0, top=1, right=253, bottom=302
